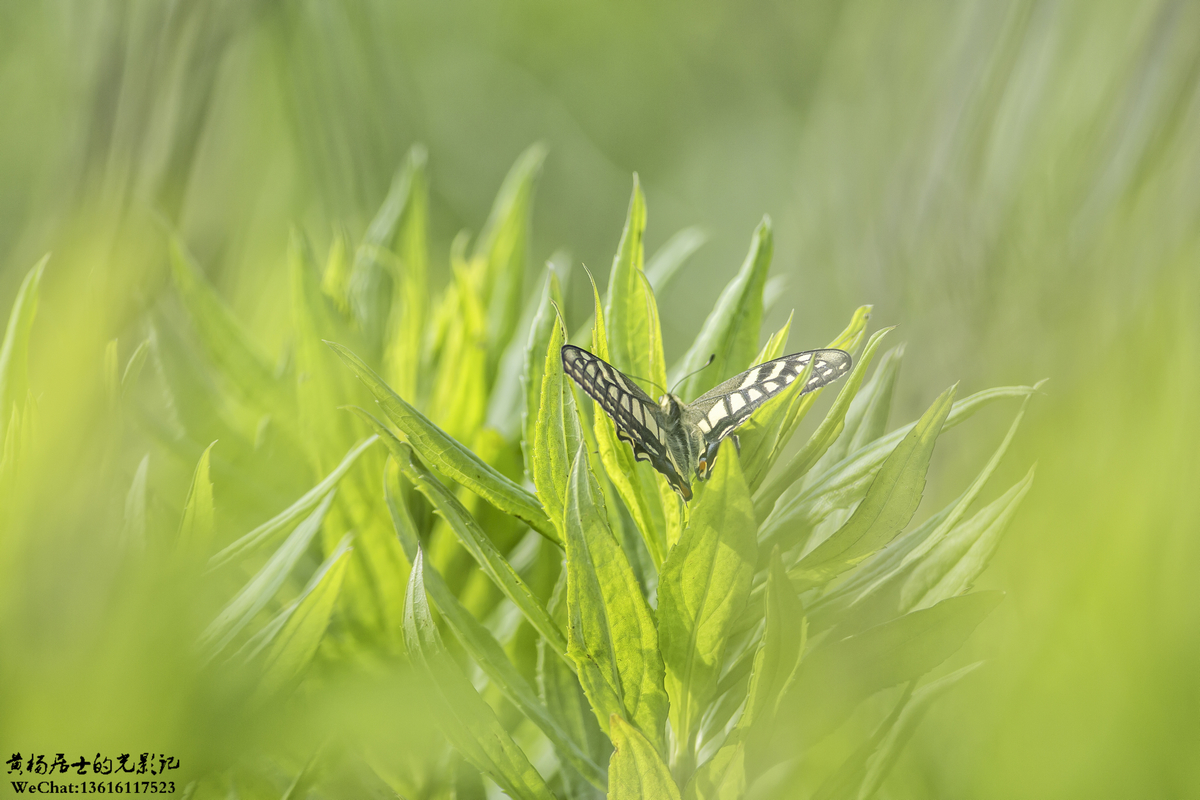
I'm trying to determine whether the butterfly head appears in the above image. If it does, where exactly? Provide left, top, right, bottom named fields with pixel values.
left=658, top=393, right=686, bottom=420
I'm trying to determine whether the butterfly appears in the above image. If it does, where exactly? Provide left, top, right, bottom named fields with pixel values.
left=561, top=344, right=852, bottom=501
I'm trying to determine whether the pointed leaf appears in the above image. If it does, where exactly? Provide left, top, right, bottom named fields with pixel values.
left=658, top=445, right=757, bottom=771
left=329, top=341, right=557, bottom=541
left=178, top=441, right=217, bottom=557
left=791, top=385, right=957, bottom=584
left=476, top=144, right=547, bottom=367
left=363, top=416, right=568, bottom=660
left=533, top=310, right=583, bottom=536
left=257, top=535, right=353, bottom=694
left=201, top=491, right=336, bottom=656
left=565, top=446, right=668, bottom=754
left=646, top=227, right=706, bottom=293
left=208, top=437, right=377, bottom=569
left=0, top=256, right=46, bottom=434
left=673, top=218, right=773, bottom=401
left=402, top=549, right=557, bottom=800
left=169, top=239, right=287, bottom=411
left=906, top=467, right=1035, bottom=612
left=607, top=714, right=682, bottom=800
left=755, top=328, right=893, bottom=516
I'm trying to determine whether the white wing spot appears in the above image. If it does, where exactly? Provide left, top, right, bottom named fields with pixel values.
left=730, top=394, right=747, bottom=412
left=783, top=374, right=795, bottom=384
left=738, top=369, right=760, bottom=390
left=632, top=404, right=644, bottom=424
left=620, top=396, right=631, bottom=413
left=766, top=361, right=787, bottom=381
left=762, top=381, right=779, bottom=392
left=698, top=419, right=711, bottom=433
left=747, top=388, right=763, bottom=401
left=707, top=404, right=728, bottom=426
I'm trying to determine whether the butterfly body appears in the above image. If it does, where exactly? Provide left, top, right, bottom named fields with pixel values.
left=561, top=344, right=852, bottom=501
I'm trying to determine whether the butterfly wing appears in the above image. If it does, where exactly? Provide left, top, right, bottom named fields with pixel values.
left=686, top=349, right=853, bottom=472
left=560, top=345, right=690, bottom=493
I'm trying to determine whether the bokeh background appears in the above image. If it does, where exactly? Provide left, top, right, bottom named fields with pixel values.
left=2, top=0, right=1198, bottom=797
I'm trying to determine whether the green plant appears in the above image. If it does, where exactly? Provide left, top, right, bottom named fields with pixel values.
left=1, top=146, right=1040, bottom=799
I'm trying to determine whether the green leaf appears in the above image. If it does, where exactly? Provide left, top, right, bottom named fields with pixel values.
left=349, top=148, right=427, bottom=349
left=362, top=416, right=569, bottom=661
left=816, top=393, right=1038, bottom=634
left=658, top=445, right=757, bottom=776
left=604, top=175, right=649, bottom=379
left=607, top=714, right=682, bottom=800
left=476, top=144, right=547, bottom=369
left=533, top=310, right=583, bottom=537
left=754, top=312, right=793, bottom=364
left=842, top=343, right=904, bottom=456
left=426, top=265, right=488, bottom=442
left=121, top=338, right=151, bottom=398
left=760, top=382, right=1037, bottom=553
left=586, top=268, right=666, bottom=565
left=564, top=446, right=668, bottom=754
left=290, top=229, right=361, bottom=472
left=201, top=491, right=336, bottom=657
left=255, top=534, right=353, bottom=695
left=791, top=384, right=957, bottom=585
left=178, top=441, right=217, bottom=557
left=812, top=662, right=984, bottom=800
left=775, top=591, right=1001, bottom=750
left=328, top=341, right=558, bottom=542
left=0, top=256, right=46, bottom=435
left=672, top=217, right=773, bottom=401
left=169, top=238, right=288, bottom=413
left=208, top=437, right=377, bottom=569
left=905, top=466, right=1035, bottom=612
left=122, top=454, right=150, bottom=552
left=501, top=258, right=566, bottom=452
left=646, top=227, right=706, bottom=293
left=540, top=571, right=612, bottom=798
left=402, top=549, right=557, bottom=800
left=383, top=146, right=430, bottom=401
left=389, top=464, right=604, bottom=788
left=415, top=541, right=606, bottom=788
left=744, top=548, right=807, bottom=730
left=737, top=305, right=872, bottom=492
left=755, top=327, right=893, bottom=516
left=682, top=744, right=744, bottom=800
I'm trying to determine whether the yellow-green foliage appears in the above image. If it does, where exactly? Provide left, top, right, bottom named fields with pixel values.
left=0, top=150, right=1042, bottom=798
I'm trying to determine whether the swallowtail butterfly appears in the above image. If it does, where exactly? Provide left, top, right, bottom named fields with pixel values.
left=561, top=344, right=852, bottom=501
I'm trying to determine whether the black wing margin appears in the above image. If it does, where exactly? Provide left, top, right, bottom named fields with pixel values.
left=687, top=349, right=853, bottom=443
left=560, top=345, right=674, bottom=468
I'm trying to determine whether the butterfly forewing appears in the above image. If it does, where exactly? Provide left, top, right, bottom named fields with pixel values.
left=687, top=349, right=852, bottom=442
left=560, top=345, right=676, bottom=468
left=561, top=344, right=852, bottom=500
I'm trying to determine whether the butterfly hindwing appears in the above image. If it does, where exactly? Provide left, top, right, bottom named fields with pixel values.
left=560, top=345, right=677, bottom=470
left=687, top=349, right=853, bottom=445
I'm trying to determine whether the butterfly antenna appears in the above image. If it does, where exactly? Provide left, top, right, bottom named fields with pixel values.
left=621, top=372, right=668, bottom=396
left=669, top=354, right=715, bottom=395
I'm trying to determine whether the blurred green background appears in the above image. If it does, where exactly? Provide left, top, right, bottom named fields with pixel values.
left=1, top=0, right=1198, bottom=797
